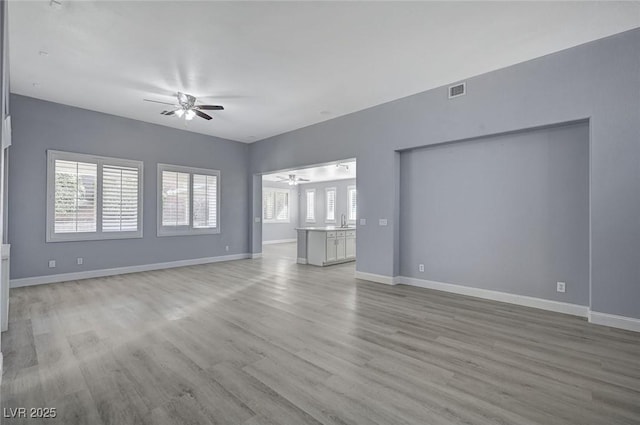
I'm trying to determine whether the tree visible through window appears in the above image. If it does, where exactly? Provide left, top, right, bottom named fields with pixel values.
left=47, top=151, right=143, bottom=242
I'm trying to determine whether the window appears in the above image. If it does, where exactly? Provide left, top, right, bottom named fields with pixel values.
left=325, top=187, right=336, bottom=223
left=157, top=164, right=220, bottom=236
left=263, top=188, right=289, bottom=223
left=305, top=189, right=315, bottom=222
left=348, top=185, right=357, bottom=222
left=46, top=150, right=143, bottom=242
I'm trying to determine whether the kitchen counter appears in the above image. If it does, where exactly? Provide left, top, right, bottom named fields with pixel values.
left=296, top=227, right=356, bottom=266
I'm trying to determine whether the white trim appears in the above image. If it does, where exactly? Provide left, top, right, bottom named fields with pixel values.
left=2, top=115, right=10, bottom=148
left=305, top=189, right=316, bottom=222
left=347, top=185, right=357, bottom=223
left=262, top=187, right=291, bottom=223
left=0, top=352, right=3, bottom=387
left=262, top=238, right=296, bottom=245
left=589, top=311, right=640, bottom=332
left=251, top=253, right=262, bottom=259
left=325, top=187, right=336, bottom=223
left=355, top=271, right=398, bottom=286
left=10, top=253, right=251, bottom=288
left=157, top=163, right=221, bottom=237
left=297, top=258, right=307, bottom=264
left=397, top=276, right=589, bottom=317
left=46, top=150, right=144, bottom=242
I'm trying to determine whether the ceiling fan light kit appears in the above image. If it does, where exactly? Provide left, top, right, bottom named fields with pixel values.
left=144, top=91, right=224, bottom=122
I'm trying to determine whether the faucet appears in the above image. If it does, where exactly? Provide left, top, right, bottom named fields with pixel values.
left=340, top=214, right=346, bottom=228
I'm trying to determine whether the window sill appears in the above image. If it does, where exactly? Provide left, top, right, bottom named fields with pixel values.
left=46, top=232, right=143, bottom=243
left=157, top=228, right=220, bottom=237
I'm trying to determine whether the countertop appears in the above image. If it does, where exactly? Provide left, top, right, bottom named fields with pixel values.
left=296, top=226, right=356, bottom=231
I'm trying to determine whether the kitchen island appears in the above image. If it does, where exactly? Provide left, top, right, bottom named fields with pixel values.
left=296, top=226, right=356, bottom=266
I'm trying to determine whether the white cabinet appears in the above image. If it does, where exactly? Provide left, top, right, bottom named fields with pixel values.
left=326, top=231, right=337, bottom=262
left=306, top=228, right=356, bottom=266
left=345, top=230, right=356, bottom=258
left=336, top=231, right=346, bottom=260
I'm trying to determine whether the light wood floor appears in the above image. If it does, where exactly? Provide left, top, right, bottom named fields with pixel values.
left=2, top=243, right=640, bottom=424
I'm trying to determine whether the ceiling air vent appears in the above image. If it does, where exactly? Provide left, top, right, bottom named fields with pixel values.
left=448, top=82, right=466, bottom=99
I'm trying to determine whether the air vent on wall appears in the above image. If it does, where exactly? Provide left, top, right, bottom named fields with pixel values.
left=448, top=82, right=466, bottom=99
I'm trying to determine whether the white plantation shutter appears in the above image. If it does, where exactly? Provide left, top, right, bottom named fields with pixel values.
left=348, top=186, right=357, bottom=221
left=102, top=164, right=139, bottom=232
left=306, top=189, right=315, bottom=222
left=275, top=191, right=288, bottom=220
left=263, top=191, right=275, bottom=220
left=47, top=151, right=143, bottom=242
left=326, top=188, right=336, bottom=222
left=54, top=159, right=97, bottom=233
left=262, top=188, right=289, bottom=222
left=157, top=164, right=220, bottom=235
left=162, top=171, right=190, bottom=227
left=193, top=174, right=218, bottom=228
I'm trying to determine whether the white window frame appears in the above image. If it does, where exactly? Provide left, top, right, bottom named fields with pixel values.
left=325, top=187, right=336, bottom=223
left=263, top=187, right=290, bottom=223
left=157, top=163, right=221, bottom=237
left=305, top=188, right=316, bottom=223
left=347, top=185, right=357, bottom=223
left=46, top=150, right=144, bottom=242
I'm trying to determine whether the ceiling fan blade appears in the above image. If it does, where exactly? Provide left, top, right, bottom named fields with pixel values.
left=144, top=99, right=178, bottom=106
left=297, top=178, right=310, bottom=182
left=161, top=109, right=179, bottom=116
left=196, top=105, right=224, bottom=110
left=193, top=109, right=213, bottom=120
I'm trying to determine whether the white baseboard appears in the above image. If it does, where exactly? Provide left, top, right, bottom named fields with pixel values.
left=262, top=238, right=296, bottom=245
left=589, top=311, right=640, bottom=332
left=297, top=258, right=308, bottom=265
left=355, top=271, right=399, bottom=286
left=396, top=276, right=589, bottom=317
left=10, top=253, right=252, bottom=288
left=251, top=253, right=262, bottom=259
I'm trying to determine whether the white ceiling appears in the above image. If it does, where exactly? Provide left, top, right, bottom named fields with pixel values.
left=263, top=160, right=356, bottom=184
left=8, top=2, right=640, bottom=143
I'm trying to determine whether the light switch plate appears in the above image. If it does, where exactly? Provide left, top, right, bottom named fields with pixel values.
left=360, top=218, right=366, bottom=225
left=379, top=219, right=388, bottom=226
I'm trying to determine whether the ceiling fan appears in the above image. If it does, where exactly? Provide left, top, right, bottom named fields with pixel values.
left=276, top=174, right=310, bottom=186
left=143, top=92, right=224, bottom=121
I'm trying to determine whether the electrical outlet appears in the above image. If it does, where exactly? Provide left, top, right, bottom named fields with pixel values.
left=225, top=245, right=229, bottom=252
left=419, top=264, right=425, bottom=272
left=77, top=257, right=83, bottom=265
left=360, top=218, right=366, bottom=225
left=48, top=260, right=56, bottom=268
left=379, top=218, right=388, bottom=226
left=557, top=281, right=566, bottom=293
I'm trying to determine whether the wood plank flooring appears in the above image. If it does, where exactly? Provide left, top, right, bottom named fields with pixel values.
left=2, top=242, right=640, bottom=424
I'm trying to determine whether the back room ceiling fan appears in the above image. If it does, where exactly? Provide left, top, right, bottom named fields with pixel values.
left=143, top=92, right=224, bottom=121
left=276, top=174, right=310, bottom=186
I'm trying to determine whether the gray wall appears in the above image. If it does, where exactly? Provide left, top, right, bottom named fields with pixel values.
left=0, top=0, right=7, bottom=354
left=298, top=179, right=356, bottom=227
left=400, top=122, right=589, bottom=305
left=261, top=180, right=298, bottom=242
left=8, top=95, right=250, bottom=279
left=249, top=29, right=640, bottom=319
